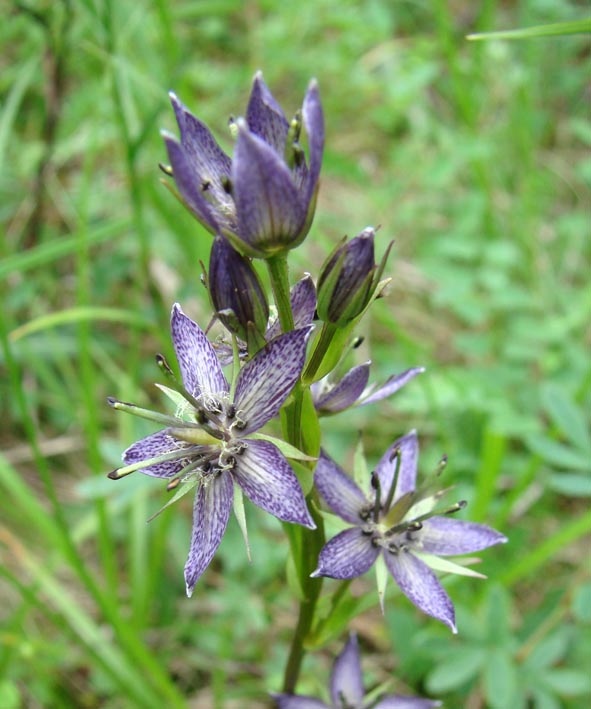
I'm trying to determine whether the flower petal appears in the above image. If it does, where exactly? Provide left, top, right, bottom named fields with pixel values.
left=383, top=548, right=457, bottom=632
left=375, top=431, right=419, bottom=506
left=234, top=327, right=311, bottom=434
left=169, top=92, right=233, bottom=203
left=314, top=363, right=370, bottom=413
left=233, top=122, right=305, bottom=253
left=185, top=470, right=234, bottom=596
left=246, top=72, right=289, bottom=154
left=374, top=697, right=441, bottom=709
left=420, top=517, right=508, bottom=556
left=266, top=274, right=316, bottom=341
left=233, top=439, right=314, bottom=528
left=271, top=694, right=328, bottom=709
left=170, top=304, right=228, bottom=398
left=123, top=430, right=189, bottom=478
left=312, top=527, right=379, bottom=580
left=314, top=450, right=366, bottom=524
left=163, top=133, right=223, bottom=234
left=301, top=79, right=324, bottom=206
left=359, top=367, right=425, bottom=407
left=330, top=633, right=364, bottom=708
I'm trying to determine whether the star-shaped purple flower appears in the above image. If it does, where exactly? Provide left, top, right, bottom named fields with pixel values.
left=109, top=304, right=315, bottom=595
left=163, top=72, right=324, bottom=258
left=312, top=432, right=507, bottom=632
left=273, top=632, right=439, bottom=709
left=311, top=364, right=425, bottom=415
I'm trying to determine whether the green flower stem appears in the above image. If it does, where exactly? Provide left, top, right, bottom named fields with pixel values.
left=267, top=253, right=327, bottom=691
left=267, top=254, right=295, bottom=333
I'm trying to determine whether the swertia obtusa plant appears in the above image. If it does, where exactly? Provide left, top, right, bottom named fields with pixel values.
left=107, top=73, right=507, bottom=703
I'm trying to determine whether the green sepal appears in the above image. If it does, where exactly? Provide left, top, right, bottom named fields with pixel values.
left=248, top=433, right=316, bottom=461
left=289, top=460, right=315, bottom=497
left=232, top=484, right=251, bottom=562
left=146, top=478, right=198, bottom=523
left=154, top=383, right=192, bottom=418
left=375, top=554, right=389, bottom=614
left=415, top=552, right=487, bottom=579
left=353, top=436, right=368, bottom=490
left=303, top=321, right=355, bottom=384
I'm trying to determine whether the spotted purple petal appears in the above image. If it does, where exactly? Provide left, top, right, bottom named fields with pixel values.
left=383, top=549, right=457, bottom=632
left=232, top=122, right=305, bottom=254
left=266, top=274, right=316, bottom=341
left=246, top=72, right=289, bottom=154
left=185, top=470, right=234, bottom=596
left=234, top=327, right=311, bottom=434
left=314, top=363, right=370, bottom=413
left=314, top=450, right=366, bottom=524
left=330, top=633, right=364, bottom=708
left=232, top=439, right=314, bottom=528
left=271, top=695, right=328, bottom=709
left=163, top=134, right=223, bottom=234
left=420, top=517, right=508, bottom=556
left=122, top=430, right=189, bottom=478
left=375, top=431, right=419, bottom=506
left=301, top=79, right=324, bottom=206
left=359, top=367, right=425, bottom=407
left=169, top=92, right=233, bottom=197
left=374, top=697, right=441, bottom=709
left=170, top=304, right=229, bottom=398
left=312, top=527, right=379, bottom=580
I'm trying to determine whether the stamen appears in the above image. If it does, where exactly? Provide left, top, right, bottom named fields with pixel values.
left=107, top=446, right=194, bottom=480
left=370, top=471, right=381, bottom=523
left=382, top=447, right=401, bottom=514
left=221, top=176, right=233, bottom=195
left=158, top=162, right=173, bottom=176
left=167, top=477, right=181, bottom=492
left=107, top=397, right=201, bottom=428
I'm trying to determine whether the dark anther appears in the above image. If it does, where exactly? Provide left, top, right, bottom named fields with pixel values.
left=226, top=404, right=236, bottom=419
left=352, top=336, right=365, bottom=349
left=167, top=477, right=181, bottom=492
left=201, top=180, right=211, bottom=192
left=389, top=446, right=400, bottom=463
left=234, top=420, right=247, bottom=431
left=158, top=162, right=173, bottom=176
left=221, top=176, right=233, bottom=194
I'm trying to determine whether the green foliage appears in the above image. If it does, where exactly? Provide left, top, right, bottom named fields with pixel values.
left=1, top=0, right=590, bottom=706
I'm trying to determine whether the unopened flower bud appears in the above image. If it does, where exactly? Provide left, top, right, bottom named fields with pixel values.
left=209, top=237, right=269, bottom=344
left=317, top=227, right=391, bottom=325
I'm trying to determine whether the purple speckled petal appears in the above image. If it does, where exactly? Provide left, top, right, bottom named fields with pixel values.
left=314, top=450, right=366, bottom=524
left=271, top=695, right=328, bottom=709
left=314, top=363, right=370, bottom=413
left=301, top=80, right=324, bottom=206
left=169, top=93, right=233, bottom=200
left=359, top=367, right=425, bottom=407
left=170, top=304, right=229, bottom=398
left=383, top=549, right=457, bottom=632
left=266, top=274, right=316, bottom=341
left=184, top=470, right=234, bottom=595
left=233, top=439, right=314, bottom=528
left=246, top=72, right=289, bottom=154
left=420, top=517, right=508, bottom=556
left=375, top=431, right=419, bottom=507
left=311, top=527, right=378, bottom=580
left=123, top=430, right=189, bottom=478
left=232, top=122, right=305, bottom=253
left=374, top=697, right=441, bottom=709
left=330, top=633, right=364, bottom=708
left=234, top=327, right=311, bottom=434
left=163, top=134, right=223, bottom=234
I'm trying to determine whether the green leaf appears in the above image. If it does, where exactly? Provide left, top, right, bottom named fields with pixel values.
left=484, top=649, right=518, bottom=709
left=548, top=472, right=591, bottom=497
left=526, top=628, right=570, bottom=669
left=541, top=383, right=591, bottom=452
left=485, top=584, right=513, bottom=642
left=572, top=583, right=591, bottom=623
left=542, top=669, right=591, bottom=696
left=426, top=647, right=486, bottom=692
left=467, top=19, right=591, bottom=41
left=526, top=434, right=590, bottom=471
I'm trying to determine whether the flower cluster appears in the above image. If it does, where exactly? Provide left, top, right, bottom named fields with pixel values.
left=107, top=72, right=507, bottom=702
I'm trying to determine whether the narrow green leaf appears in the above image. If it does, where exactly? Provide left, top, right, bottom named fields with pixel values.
left=541, top=383, right=591, bottom=452
left=467, top=19, right=591, bottom=41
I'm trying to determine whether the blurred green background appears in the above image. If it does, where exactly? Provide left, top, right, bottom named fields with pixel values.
left=1, top=0, right=590, bottom=707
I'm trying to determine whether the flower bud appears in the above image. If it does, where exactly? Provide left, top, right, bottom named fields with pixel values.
left=316, top=227, right=391, bottom=325
left=208, top=237, right=269, bottom=345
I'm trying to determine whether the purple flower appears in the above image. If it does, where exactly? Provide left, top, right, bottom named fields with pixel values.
left=162, top=72, right=324, bottom=258
left=312, top=365, right=425, bottom=415
left=108, top=304, right=315, bottom=595
left=273, top=632, right=439, bottom=709
left=312, top=432, right=507, bottom=632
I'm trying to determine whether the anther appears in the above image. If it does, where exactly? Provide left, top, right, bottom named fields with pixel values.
left=167, top=477, right=181, bottom=492
left=158, top=162, right=173, bottom=176
left=221, top=176, right=233, bottom=195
